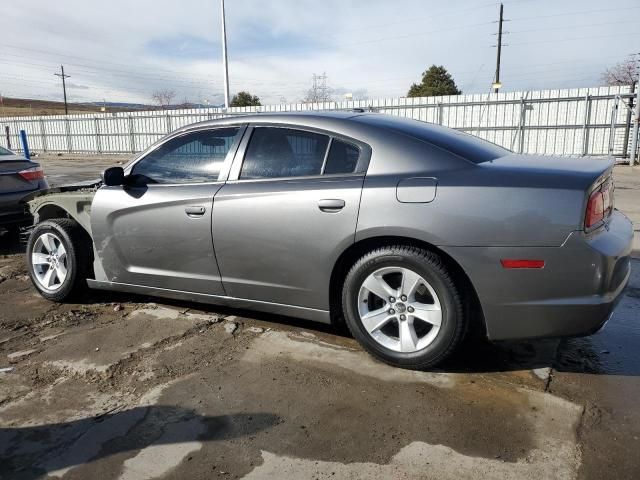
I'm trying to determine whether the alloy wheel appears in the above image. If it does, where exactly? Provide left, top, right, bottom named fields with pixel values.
left=357, top=266, right=442, bottom=353
left=31, top=232, right=68, bottom=291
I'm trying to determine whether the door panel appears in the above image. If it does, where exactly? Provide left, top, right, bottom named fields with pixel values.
left=212, top=176, right=364, bottom=310
left=91, top=183, right=225, bottom=295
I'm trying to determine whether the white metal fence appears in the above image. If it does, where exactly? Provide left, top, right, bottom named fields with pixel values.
left=1, top=85, right=636, bottom=158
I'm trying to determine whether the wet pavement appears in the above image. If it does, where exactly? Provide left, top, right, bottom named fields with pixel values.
left=0, top=157, right=638, bottom=479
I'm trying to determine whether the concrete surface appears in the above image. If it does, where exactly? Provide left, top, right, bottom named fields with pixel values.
left=612, top=166, right=640, bottom=255
left=0, top=156, right=638, bottom=479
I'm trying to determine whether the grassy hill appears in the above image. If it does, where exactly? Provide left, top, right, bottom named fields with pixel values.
left=0, top=97, right=144, bottom=117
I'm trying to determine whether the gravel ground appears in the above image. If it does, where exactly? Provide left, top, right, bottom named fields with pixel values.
left=0, top=155, right=638, bottom=479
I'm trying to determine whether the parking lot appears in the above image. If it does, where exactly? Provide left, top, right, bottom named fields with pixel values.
left=1, top=154, right=639, bottom=480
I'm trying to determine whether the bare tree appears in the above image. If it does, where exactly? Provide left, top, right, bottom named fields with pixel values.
left=601, top=59, right=639, bottom=86
left=151, top=89, right=176, bottom=108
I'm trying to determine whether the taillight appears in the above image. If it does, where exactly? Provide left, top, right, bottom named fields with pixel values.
left=18, top=166, right=44, bottom=182
left=585, top=179, right=613, bottom=229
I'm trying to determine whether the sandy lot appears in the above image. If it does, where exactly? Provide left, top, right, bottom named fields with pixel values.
left=0, top=155, right=639, bottom=479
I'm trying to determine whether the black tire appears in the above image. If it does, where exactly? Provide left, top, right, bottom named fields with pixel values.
left=26, top=219, right=92, bottom=302
left=341, top=246, right=465, bottom=370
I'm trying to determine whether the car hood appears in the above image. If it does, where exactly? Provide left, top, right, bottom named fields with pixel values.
left=19, top=178, right=101, bottom=204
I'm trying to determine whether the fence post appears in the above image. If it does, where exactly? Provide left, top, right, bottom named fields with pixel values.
left=128, top=115, right=136, bottom=153
left=165, top=113, right=172, bottom=133
left=65, top=117, right=72, bottom=153
left=608, top=97, right=620, bottom=156
left=631, top=83, right=640, bottom=166
left=622, top=82, right=636, bottom=159
left=94, top=117, right=102, bottom=154
left=39, top=118, right=48, bottom=152
left=437, top=102, right=443, bottom=125
left=582, top=94, right=592, bottom=156
left=518, top=97, right=527, bottom=154
left=4, top=126, right=10, bottom=150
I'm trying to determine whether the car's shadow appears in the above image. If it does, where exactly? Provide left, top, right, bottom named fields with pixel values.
left=76, top=288, right=640, bottom=377
left=0, top=406, right=279, bottom=480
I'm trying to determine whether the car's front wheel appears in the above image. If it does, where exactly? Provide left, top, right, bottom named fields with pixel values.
left=26, top=219, right=92, bottom=302
left=342, top=246, right=465, bottom=369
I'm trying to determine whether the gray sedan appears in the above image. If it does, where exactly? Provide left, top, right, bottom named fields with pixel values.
left=23, top=112, right=633, bottom=369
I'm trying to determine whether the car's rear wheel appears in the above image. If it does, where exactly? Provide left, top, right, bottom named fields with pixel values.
left=26, top=219, right=92, bottom=302
left=342, top=246, right=465, bottom=369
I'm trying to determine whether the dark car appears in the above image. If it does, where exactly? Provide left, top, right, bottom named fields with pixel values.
left=23, top=113, right=633, bottom=369
left=0, top=145, right=48, bottom=235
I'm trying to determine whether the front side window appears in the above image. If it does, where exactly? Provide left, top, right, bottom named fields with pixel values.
left=131, top=127, right=240, bottom=184
left=240, top=128, right=329, bottom=179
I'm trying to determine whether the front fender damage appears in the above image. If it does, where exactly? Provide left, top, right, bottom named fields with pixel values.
left=23, top=181, right=100, bottom=235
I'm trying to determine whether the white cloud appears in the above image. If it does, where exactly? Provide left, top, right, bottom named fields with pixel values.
left=0, top=0, right=637, bottom=106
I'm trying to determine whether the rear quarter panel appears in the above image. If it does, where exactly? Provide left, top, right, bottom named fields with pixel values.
left=356, top=138, right=584, bottom=248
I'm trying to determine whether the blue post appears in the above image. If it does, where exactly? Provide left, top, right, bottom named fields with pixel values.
left=20, top=130, right=30, bottom=159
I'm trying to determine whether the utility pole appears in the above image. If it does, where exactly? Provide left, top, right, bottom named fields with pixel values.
left=493, top=3, right=504, bottom=93
left=54, top=65, right=70, bottom=115
left=220, top=0, right=230, bottom=109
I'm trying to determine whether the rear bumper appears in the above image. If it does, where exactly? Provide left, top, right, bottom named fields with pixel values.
left=0, top=181, right=47, bottom=227
left=442, top=210, right=633, bottom=340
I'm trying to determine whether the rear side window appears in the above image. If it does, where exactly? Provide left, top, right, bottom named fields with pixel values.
left=131, top=127, right=240, bottom=184
left=0, top=146, right=12, bottom=155
left=240, top=128, right=329, bottom=179
left=324, top=139, right=360, bottom=174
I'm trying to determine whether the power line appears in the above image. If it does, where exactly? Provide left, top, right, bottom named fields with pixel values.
left=509, top=19, right=638, bottom=35
left=509, top=5, right=640, bottom=22
left=508, top=31, right=640, bottom=47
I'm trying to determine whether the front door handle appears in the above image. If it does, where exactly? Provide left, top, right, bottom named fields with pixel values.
left=185, top=205, right=206, bottom=217
left=318, top=199, right=345, bottom=212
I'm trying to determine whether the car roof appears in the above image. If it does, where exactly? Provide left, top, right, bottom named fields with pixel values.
left=180, top=110, right=365, bottom=130
left=176, top=111, right=508, bottom=164
left=175, top=111, right=434, bottom=142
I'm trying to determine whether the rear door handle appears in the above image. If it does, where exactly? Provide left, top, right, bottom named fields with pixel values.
left=318, top=199, right=345, bottom=212
left=185, top=205, right=206, bottom=217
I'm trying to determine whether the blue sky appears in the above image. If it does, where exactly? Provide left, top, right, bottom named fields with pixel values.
left=0, top=0, right=638, bottom=105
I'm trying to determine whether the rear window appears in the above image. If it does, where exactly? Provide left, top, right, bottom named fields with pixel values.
left=324, top=139, right=360, bottom=174
left=355, top=115, right=509, bottom=163
left=0, top=146, right=13, bottom=155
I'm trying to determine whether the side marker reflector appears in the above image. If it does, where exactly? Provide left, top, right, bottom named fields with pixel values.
left=500, top=259, right=545, bottom=269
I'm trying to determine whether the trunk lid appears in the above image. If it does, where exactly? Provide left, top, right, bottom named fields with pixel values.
left=479, top=154, right=614, bottom=191
left=0, top=159, right=42, bottom=195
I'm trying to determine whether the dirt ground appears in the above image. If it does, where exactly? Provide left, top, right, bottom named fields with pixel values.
left=1, top=154, right=639, bottom=479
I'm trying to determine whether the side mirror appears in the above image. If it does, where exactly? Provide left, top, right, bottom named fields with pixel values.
left=102, top=167, right=125, bottom=186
